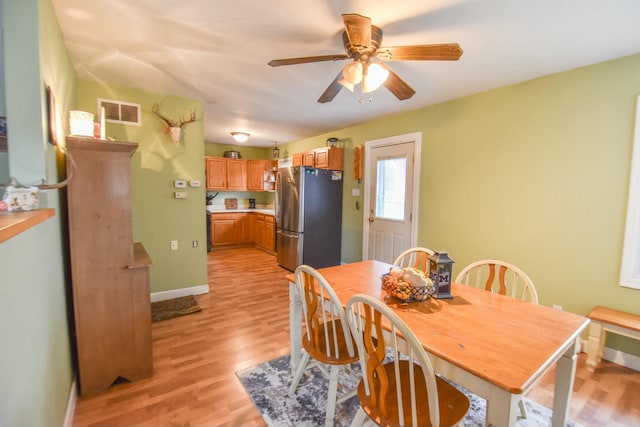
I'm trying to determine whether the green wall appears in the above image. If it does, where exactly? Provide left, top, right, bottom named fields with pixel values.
left=75, top=80, right=208, bottom=294
left=3, top=3, right=640, bottom=425
left=0, top=0, right=76, bottom=426
left=281, top=54, right=640, bottom=355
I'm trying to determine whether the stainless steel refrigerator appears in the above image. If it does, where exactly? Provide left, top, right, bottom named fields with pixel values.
left=276, top=166, right=343, bottom=271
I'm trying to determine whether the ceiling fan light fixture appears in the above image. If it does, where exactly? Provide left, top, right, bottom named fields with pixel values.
left=338, top=78, right=355, bottom=92
left=338, top=61, right=363, bottom=92
left=231, top=132, right=250, bottom=143
left=361, top=62, right=389, bottom=94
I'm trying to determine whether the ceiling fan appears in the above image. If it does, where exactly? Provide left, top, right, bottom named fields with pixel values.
left=268, top=13, right=463, bottom=103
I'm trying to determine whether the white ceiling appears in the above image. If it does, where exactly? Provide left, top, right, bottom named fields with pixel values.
left=51, top=0, right=640, bottom=147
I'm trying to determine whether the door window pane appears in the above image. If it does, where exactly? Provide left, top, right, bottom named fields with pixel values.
left=376, top=157, right=406, bottom=220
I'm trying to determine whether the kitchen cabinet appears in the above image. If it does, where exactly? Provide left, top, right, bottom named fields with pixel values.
left=247, top=160, right=264, bottom=191
left=211, top=213, right=242, bottom=246
left=314, top=146, right=344, bottom=170
left=205, top=156, right=247, bottom=190
left=205, top=157, right=226, bottom=189
left=255, top=214, right=265, bottom=248
left=66, top=137, right=152, bottom=396
left=290, top=147, right=344, bottom=171
left=207, top=157, right=277, bottom=191
left=254, top=213, right=276, bottom=253
left=264, top=215, right=275, bottom=252
left=302, top=151, right=315, bottom=166
left=210, top=211, right=275, bottom=253
left=292, top=151, right=314, bottom=167
left=241, top=213, right=254, bottom=244
left=226, top=158, right=247, bottom=190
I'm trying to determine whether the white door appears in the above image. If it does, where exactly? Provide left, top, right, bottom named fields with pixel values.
left=363, top=132, right=421, bottom=263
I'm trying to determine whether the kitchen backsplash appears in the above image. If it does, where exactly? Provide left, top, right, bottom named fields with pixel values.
left=206, top=190, right=274, bottom=211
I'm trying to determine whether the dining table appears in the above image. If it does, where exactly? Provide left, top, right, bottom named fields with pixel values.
left=285, top=260, right=590, bottom=427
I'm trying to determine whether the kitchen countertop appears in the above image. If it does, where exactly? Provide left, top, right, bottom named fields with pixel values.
left=207, top=207, right=275, bottom=216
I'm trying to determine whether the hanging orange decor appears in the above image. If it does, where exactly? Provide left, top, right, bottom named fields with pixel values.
left=353, top=144, right=363, bottom=181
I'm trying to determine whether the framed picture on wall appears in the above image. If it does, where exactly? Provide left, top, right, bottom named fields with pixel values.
left=0, top=116, right=6, bottom=152
left=46, top=85, right=58, bottom=146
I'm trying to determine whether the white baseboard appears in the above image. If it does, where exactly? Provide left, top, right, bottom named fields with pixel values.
left=63, top=377, right=77, bottom=427
left=581, top=339, right=640, bottom=372
left=150, top=284, right=210, bottom=302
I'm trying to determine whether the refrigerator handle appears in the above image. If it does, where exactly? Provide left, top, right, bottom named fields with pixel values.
left=274, top=169, right=280, bottom=224
left=276, top=230, right=299, bottom=238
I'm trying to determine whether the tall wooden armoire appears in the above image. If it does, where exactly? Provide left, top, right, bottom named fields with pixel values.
left=66, top=137, right=153, bottom=396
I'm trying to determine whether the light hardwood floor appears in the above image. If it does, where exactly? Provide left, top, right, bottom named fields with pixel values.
left=73, top=247, right=640, bottom=426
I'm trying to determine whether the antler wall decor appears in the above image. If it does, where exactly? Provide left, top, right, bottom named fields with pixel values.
left=152, top=103, right=197, bottom=144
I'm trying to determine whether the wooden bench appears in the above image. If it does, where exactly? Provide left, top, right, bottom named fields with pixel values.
left=586, top=305, right=640, bottom=372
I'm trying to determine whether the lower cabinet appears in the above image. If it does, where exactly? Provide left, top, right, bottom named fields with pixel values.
left=211, top=212, right=275, bottom=253
left=211, top=213, right=241, bottom=246
left=242, top=213, right=254, bottom=244
left=255, top=214, right=275, bottom=252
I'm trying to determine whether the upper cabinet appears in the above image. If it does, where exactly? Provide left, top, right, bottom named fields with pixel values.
left=206, top=157, right=278, bottom=192
left=206, top=157, right=226, bottom=189
left=206, top=147, right=343, bottom=192
left=206, top=157, right=247, bottom=190
left=314, top=147, right=343, bottom=170
left=292, top=146, right=344, bottom=171
left=247, top=160, right=264, bottom=191
left=226, top=159, right=247, bottom=190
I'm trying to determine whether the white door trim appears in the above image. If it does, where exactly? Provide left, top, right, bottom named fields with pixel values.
left=362, top=132, right=422, bottom=260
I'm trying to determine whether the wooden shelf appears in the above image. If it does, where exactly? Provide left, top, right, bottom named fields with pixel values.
left=0, top=208, right=55, bottom=243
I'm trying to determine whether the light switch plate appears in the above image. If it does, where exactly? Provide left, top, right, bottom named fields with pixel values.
left=352, top=188, right=360, bottom=196
left=189, top=180, right=202, bottom=188
left=174, top=180, right=187, bottom=188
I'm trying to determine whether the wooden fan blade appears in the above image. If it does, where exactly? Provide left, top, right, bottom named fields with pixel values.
left=376, top=43, right=463, bottom=61
left=268, top=54, right=349, bottom=67
left=342, top=13, right=371, bottom=50
left=378, top=62, right=416, bottom=100
left=317, top=71, right=344, bottom=103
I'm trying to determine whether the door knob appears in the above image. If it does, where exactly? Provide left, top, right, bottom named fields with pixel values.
left=368, top=216, right=375, bottom=223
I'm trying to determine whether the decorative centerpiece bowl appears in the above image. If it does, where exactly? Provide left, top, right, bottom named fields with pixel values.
left=382, top=267, right=435, bottom=302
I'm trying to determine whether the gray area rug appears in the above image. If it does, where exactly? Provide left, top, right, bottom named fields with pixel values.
left=236, top=354, right=583, bottom=427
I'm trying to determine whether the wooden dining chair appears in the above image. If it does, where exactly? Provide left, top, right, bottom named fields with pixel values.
left=454, top=258, right=538, bottom=418
left=289, top=264, right=359, bottom=427
left=345, top=294, right=470, bottom=427
left=454, top=259, right=539, bottom=303
left=393, top=247, right=435, bottom=271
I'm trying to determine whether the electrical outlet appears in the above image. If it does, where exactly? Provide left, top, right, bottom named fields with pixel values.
left=189, top=180, right=202, bottom=188
left=170, top=240, right=178, bottom=251
left=553, top=304, right=563, bottom=311
left=174, top=191, right=187, bottom=199
left=192, top=240, right=198, bottom=248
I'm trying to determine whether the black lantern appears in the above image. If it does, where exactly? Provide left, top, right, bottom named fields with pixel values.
left=429, top=251, right=455, bottom=299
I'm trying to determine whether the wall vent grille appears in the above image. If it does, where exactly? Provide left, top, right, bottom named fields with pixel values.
left=97, top=98, right=141, bottom=126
